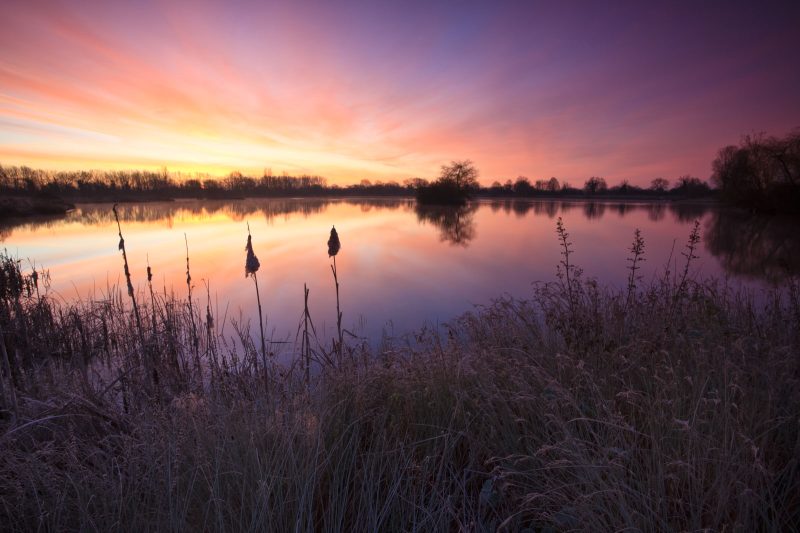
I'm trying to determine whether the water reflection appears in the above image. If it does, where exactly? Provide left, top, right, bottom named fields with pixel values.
left=671, top=202, right=711, bottom=222
left=65, top=198, right=414, bottom=225
left=478, top=199, right=710, bottom=223
left=583, top=201, right=607, bottom=220
left=647, top=203, right=667, bottom=222
left=0, top=198, right=411, bottom=237
left=414, top=203, right=478, bottom=246
left=705, top=210, right=800, bottom=282
left=1, top=198, right=795, bottom=291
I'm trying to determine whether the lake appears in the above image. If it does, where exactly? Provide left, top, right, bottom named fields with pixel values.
left=1, top=198, right=796, bottom=346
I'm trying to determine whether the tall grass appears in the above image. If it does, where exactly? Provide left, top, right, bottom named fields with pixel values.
left=0, top=220, right=798, bottom=531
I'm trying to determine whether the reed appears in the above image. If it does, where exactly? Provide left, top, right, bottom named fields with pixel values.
left=245, top=222, right=268, bottom=392
left=327, top=225, right=343, bottom=359
left=112, top=204, right=144, bottom=349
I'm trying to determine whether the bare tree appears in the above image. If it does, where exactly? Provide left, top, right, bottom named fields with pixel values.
left=583, top=176, right=607, bottom=195
left=650, top=177, right=669, bottom=192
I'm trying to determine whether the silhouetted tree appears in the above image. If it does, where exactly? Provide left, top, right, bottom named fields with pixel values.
left=671, top=175, right=711, bottom=197
left=583, top=176, right=607, bottom=195
left=513, top=176, right=534, bottom=195
left=650, top=177, right=669, bottom=193
left=416, top=160, right=479, bottom=205
left=711, top=129, right=800, bottom=212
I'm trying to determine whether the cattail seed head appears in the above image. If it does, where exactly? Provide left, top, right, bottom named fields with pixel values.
left=245, top=234, right=260, bottom=277
left=327, top=226, right=341, bottom=257
left=147, top=265, right=152, bottom=282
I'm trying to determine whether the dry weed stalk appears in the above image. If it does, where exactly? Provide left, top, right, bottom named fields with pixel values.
left=626, top=228, right=645, bottom=307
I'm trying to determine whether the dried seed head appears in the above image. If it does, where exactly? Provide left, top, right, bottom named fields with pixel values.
left=118, top=237, right=124, bottom=251
left=245, top=234, right=260, bottom=277
left=146, top=265, right=153, bottom=282
left=327, top=226, right=341, bottom=257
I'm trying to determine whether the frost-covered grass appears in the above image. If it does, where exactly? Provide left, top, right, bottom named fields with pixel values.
left=0, top=221, right=798, bottom=531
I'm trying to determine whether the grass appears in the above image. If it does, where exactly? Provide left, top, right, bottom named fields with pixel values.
left=0, top=219, right=798, bottom=531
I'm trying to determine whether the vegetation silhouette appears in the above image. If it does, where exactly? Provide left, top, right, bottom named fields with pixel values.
left=1, top=162, right=718, bottom=211
left=0, top=165, right=414, bottom=202
left=415, top=160, right=479, bottom=205
left=711, top=129, right=800, bottom=213
left=414, top=203, right=478, bottom=247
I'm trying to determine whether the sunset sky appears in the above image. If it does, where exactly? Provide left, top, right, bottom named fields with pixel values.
left=1, top=0, right=798, bottom=186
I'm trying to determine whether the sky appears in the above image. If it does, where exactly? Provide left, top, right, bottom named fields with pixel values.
left=1, top=0, right=799, bottom=187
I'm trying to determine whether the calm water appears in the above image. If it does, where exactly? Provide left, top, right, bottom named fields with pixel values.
left=1, top=198, right=796, bottom=344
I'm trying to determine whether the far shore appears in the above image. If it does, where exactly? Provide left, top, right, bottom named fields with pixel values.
left=0, top=191, right=721, bottom=221
left=0, top=195, right=75, bottom=220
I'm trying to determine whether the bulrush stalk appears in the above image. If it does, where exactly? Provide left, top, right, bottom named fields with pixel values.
left=112, top=204, right=145, bottom=356
left=327, top=226, right=343, bottom=359
left=245, top=222, right=268, bottom=392
left=204, top=280, right=218, bottom=381
left=184, top=234, right=200, bottom=380
left=303, top=283, right=311, bottom=388
left=146, top=255, right=157, bottom=337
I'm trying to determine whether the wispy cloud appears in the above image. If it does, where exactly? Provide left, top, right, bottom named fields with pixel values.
left=1, top=0, right=798, bottom=185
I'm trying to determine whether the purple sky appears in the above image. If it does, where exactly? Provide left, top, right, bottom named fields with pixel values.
left=1, top=0, right=798, bottom=186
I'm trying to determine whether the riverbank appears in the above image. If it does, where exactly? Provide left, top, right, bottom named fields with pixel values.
left=0, top=223, right=797, bottom=531
left=0, top=195, right=74, bottom=219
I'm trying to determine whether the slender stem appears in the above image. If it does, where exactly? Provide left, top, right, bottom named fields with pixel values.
left=332, top=255, right=342, bottom=358
left=113, top=205, right=144, bottom=359
left=0, top=323, right=19, bottom=422
left=253, top=272, right=268, bottom=392
left=304, top=283, right=310, bottom=388
left=185, top=234, right=199, bottom=372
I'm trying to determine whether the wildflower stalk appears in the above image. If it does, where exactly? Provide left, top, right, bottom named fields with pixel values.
left=676, top=220, right=701, bottom=298
left=626, top=228, right=645, bottom=307
left=556, top=217, right=576, bottom=311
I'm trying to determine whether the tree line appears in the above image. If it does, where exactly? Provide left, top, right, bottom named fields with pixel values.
left=4, top=127, right=797, bottom=212
left=415, top=160, right=713, bottom=205
left=0, top=163, right=713, bottom=203
left=0, top=166, right=414, bottom=199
